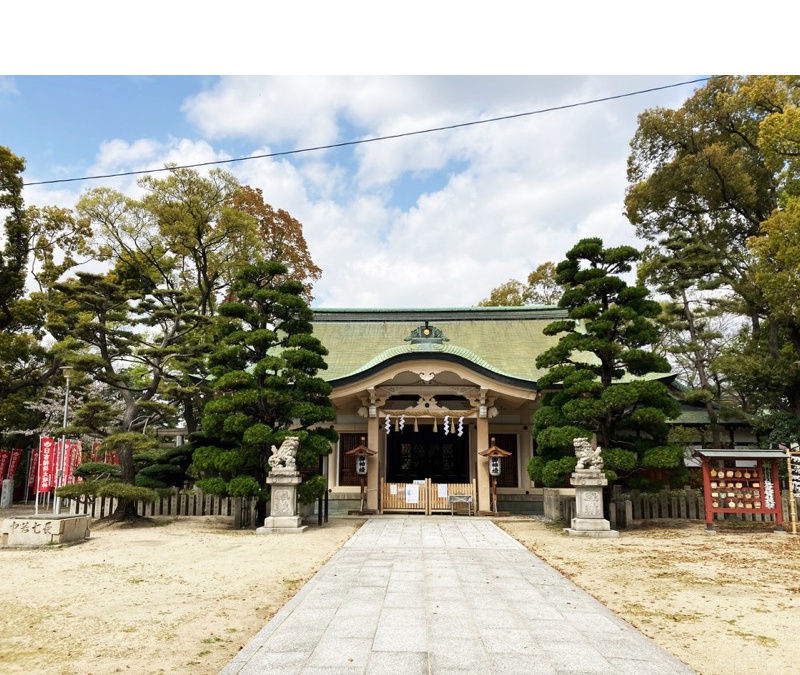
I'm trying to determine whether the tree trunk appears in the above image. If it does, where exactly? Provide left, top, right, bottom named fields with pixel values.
left=111, top=498, right=139, bottom=521
left=681, top=289, right=723, bottom=447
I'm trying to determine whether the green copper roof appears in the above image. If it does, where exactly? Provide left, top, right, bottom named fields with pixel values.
left=311, top=307, right=568, bottom=385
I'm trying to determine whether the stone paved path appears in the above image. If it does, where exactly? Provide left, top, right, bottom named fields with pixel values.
left=221, top=518, right=695, bottom=674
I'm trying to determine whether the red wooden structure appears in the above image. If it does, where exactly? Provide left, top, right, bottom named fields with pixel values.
left=694, top=448, right=785, bottom=532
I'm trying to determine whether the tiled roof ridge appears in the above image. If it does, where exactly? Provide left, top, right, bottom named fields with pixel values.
left=312, top=306, right=567, bottom=322
left=340, top=343, right=519, bottom=381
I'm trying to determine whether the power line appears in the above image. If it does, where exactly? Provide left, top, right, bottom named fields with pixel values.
left=19, top=77, right=712, bottom=189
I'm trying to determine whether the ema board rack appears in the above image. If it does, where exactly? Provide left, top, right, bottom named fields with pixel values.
left=693, top=449, right=785, bottom=532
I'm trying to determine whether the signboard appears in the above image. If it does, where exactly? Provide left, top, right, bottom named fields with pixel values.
left=7, top=448, right=22, bottom=479
left=405, top=484, right=419, bottom=504
left=38, top=437, right=55, bottom=492
left=27, top=450, right=38, bottom=488
left=62, top=439, right=73, bottom=485
left=0, top=451, right=9, bottom=480
left=71, top=441, right=82, bottom=482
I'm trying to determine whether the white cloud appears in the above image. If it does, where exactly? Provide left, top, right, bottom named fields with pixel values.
left=183, top=77, right=346, bottom=148
left=20, top=75, right=707, bottom=309
left=180, top=76, right=707, bottom=307
left=0, top=76, right=19, bottom=95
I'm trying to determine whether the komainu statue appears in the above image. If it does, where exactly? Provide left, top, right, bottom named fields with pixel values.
left=268, top=437, right=300, bottom=471
left=574, top=437, right=603, bottom=471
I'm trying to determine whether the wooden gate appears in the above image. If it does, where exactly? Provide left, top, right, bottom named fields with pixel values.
left=380, top=478, right=476, bottom=515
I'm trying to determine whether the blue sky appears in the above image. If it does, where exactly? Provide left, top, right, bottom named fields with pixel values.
left=3, top=74, right=708, bottom=307
left=2, top=7, right=787, bottom=308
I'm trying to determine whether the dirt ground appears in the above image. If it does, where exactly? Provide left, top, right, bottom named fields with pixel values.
left=1, top=510, right=798, bottom=675
left=0, top=510, right=364, bottom=675
left=500, top=518, right=800, bottom=675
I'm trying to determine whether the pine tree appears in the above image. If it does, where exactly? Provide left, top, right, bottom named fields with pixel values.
left=530, top=238, right=681, bottom=488
left=191, top=261, right=336, bottom=522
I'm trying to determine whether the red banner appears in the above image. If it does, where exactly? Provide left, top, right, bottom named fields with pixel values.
left=91, top=441, right=102, bottom=462
left=38, top=437, right=56, bottom=492
left=65, top=441, right=82, bottom=484
left=0, top=451, right=9, bottom=481
left=27, top=450, right=38, bottom=488
left=63, top=439, right=73, bottom=484
left=7, top=448, right=22, bottom=479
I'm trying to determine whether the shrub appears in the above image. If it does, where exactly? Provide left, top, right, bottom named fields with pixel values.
left=297, top=474, right=327, bottom=504
left=97, top=482, right=158, bottom=503
left=74, top=462, right=121, bottom=479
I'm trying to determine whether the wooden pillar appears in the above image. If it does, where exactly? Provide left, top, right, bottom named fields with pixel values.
left=701, top=455, right=714, bottom=530
left=476, top=416, right=490, bottom=513
left=366, top=414, right=380, bottom=511
left=771, top=458, right=784, bottom=530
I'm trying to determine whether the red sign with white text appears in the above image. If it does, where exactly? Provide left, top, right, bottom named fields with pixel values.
left=7, top=448, right=22, bottom=479
left=66, top=441, right=82, bottom=483
left=62, top=440, right=73, bottom=484
left=28, top=450, right=38, bottom=487
left=38, top=437, right=55, bottom=492
left=0, top=451, right=9, bottom=481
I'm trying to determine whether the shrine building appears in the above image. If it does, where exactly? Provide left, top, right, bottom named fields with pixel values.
left=312, top=306, right=612, bottom=515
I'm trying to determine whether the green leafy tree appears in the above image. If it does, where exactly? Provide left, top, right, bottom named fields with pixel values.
left=479, top=262, right=562, bottom=306
left=76, top=168, right=322, bottom=436
left=76, top=168, right=252, bottom=436
left=47, top=270, right=202, bottom=519
left=531, top=239, right=681, bottom=487
left=638, top=233, right=729, bottom=445
left=626, top=75, right=800, bottom=432
left=721, top=197, right=800, bottom=417
left=191, top=260, right=337, bottom=522
left=0, top=146, right=91, bottom=438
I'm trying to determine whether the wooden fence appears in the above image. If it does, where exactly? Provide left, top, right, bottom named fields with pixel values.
left=543, top=488, right=575, bottom=522
left=610, top=488, right=800, bottom=529
left=546, top=486, right=800, bottom=530
left=380, top=479, right=476, bottom=515
left=608, top=488, right=702, bottom=529
left=67, top=491, right=260, bottom=528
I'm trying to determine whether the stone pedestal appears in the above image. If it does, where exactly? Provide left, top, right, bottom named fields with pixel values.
left=1, top=514, right=91, bottom=547
left=564, top=469, right=619, bottom=538
left=257, top=471, right=307, bottom=534
left=0, top=479, right=13, bottom=509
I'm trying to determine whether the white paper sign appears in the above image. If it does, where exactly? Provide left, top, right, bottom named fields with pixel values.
left=437, top=484, right=448, bottom=499
left=405, top=484, right=419, bottom=504
left=390, top=484, right=398, bottom=495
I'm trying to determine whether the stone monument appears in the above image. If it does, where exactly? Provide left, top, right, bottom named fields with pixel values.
left=0, top=479, right=13, bottom=509
left=564, top=437, right=619, bottom=538
left=256, top=437, right=307, bottom=534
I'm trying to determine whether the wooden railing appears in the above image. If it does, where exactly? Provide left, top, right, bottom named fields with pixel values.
left=380, top=479, right=476, bottom=515
left=609, top=488, right=800, bottom=529
left=67, top=490, right=260, bottom=528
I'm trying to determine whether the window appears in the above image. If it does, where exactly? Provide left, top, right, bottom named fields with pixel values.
left=338, top=433, right=363, bottom=486
left=492, top=433, right=519, bottom=488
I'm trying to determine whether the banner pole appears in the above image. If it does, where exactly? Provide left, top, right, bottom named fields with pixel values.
left=54, top=372, right=71, bottom=515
